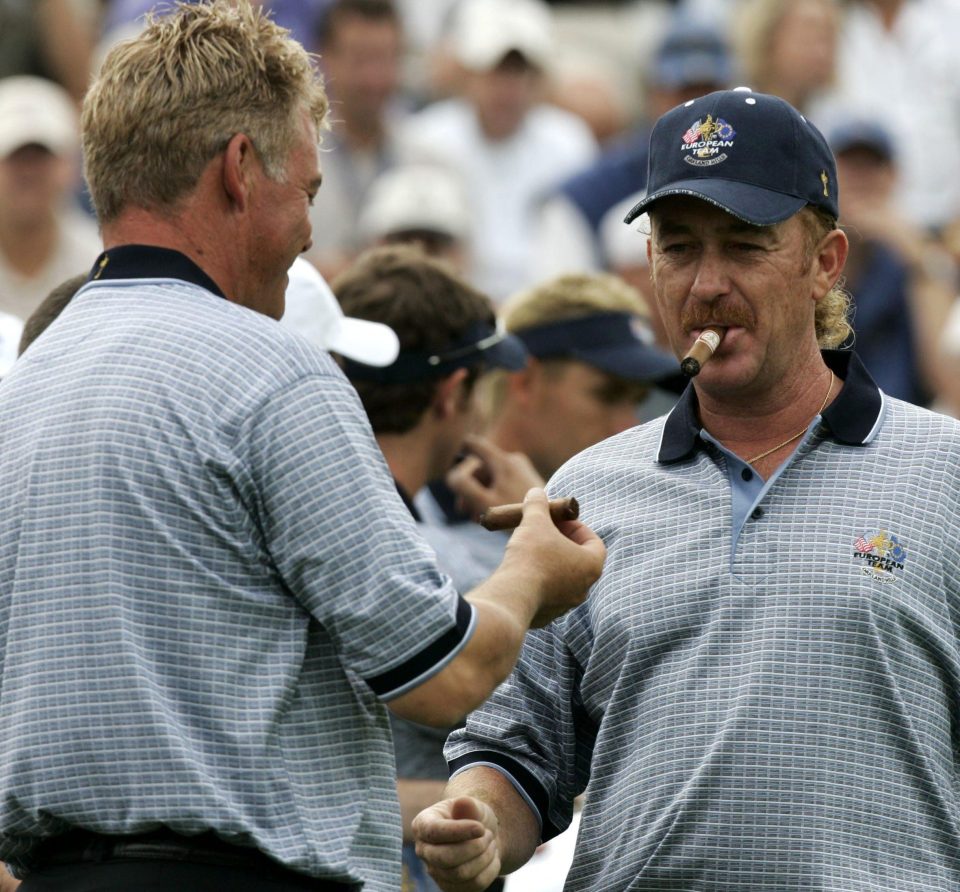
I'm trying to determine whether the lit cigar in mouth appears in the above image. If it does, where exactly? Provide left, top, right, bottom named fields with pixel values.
left=479, top=496, right=579, bottom=532
left=680, top=328, right=723, bottom=377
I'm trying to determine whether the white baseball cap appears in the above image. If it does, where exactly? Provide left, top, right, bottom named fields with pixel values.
left=450, top=0, right=553, bottom=72
left=0, top=76, right=78, bottom=159
left=281, top=257, right=400, bottom=366
left=358, top=165, right=471, bottom=244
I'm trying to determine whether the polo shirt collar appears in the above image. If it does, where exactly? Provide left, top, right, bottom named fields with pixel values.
left=657, top=349, right=884, bottom=464
left=88, top=245, right=226, bottom=299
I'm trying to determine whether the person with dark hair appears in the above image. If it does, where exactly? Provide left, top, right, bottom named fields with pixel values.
left=414, top=88, right=960, bottom=891
left=334, top=244, right=528, bottom=892
left=0, top=4, right=605, bottom=890
left=15, top=270, right=85, bottom=356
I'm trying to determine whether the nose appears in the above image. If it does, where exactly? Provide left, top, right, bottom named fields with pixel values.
left=689, top=248, right=730, bottom=303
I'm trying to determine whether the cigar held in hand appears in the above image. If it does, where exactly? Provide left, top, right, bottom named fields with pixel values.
left=479, top=496, right=580, bottom=532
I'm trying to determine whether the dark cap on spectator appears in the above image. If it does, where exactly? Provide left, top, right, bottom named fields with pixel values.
left=625, top=87, right=839, bottom=227
left=515, top=312, right=679, bottom=384
left=827, top=118, right=895, bottom=163
left=651, top=18, right=733, bottom=90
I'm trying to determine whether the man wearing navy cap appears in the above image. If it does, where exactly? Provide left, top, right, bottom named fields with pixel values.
left=414, top=88, right=960, bottom=891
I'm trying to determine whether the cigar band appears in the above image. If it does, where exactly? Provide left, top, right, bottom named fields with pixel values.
left=700, top=330, right=721, bottom=350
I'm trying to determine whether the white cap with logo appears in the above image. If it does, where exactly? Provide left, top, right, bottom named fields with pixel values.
left=281, top=257, right=400, bottom=367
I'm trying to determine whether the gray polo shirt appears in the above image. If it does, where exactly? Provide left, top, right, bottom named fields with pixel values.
left=447, top=352, right=960, bottom=890
left=0, top=251, right=474, bottom=890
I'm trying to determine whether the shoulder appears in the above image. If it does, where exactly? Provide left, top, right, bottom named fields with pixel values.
left=74, top=278, right=346, bottom=398
left=548, top=420, right=665, bottom=496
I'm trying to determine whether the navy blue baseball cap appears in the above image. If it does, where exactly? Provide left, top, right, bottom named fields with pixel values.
left=341, top=320, right=528, bottom=384
left=624, top=87, right=839, bottom=227
left=514, top=312, right=679, bottom=383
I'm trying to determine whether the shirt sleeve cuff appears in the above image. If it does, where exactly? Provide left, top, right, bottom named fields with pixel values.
left=447, top=750, right=563, bottom=842
left=364, top=596, right=475, bottom=700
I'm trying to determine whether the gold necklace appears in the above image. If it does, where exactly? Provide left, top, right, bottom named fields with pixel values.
left=746, top=373, right=834, bottom=465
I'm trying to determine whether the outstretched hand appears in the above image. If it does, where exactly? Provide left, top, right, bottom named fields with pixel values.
left=502, top=487, right=606, bottom=628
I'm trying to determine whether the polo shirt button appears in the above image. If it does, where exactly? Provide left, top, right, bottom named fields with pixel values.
left=741, top=468, right=753, bottom=481
left=751, top=507, right=764, bottom=520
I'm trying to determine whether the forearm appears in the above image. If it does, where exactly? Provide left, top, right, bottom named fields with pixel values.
left=387, top=576, right=540, bottom=727
left=444, top=767, right=541, bottom=874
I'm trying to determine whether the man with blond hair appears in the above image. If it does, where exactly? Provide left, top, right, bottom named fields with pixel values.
left=0, top=3, right=605, bottom=890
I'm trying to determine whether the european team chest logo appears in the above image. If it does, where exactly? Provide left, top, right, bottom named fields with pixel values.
left=681, top=114, right=736, bottom=167
left=853, top=530, right=906, bottom=583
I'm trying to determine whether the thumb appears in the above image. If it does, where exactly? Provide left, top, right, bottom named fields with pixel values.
left=521, top=486, right=548, bottom=517
left=450, top=796, right=486, bottom=823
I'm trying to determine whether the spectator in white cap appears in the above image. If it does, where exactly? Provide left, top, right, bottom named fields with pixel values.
left=0, top=75, right=100, bottom=322
left=397, top=0, right=597, bottom=303
left=357, top=163, right=472, bottom=272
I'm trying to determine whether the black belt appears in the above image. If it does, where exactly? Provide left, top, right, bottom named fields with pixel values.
left=26, top=828, right=358, bottom=890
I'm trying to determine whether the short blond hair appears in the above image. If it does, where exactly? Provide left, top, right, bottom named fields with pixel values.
left=501, top=272, right=652, bottom=332
left=82, top=0, right=329, bottom=223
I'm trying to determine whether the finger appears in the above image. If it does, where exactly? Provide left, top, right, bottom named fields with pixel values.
left=425, top=841, right=501, bottom=890
left=414, top=816, right=487, bottom=846
left=450, top=796, right=488, bottom=823
left=520, top=486, right=549, bottom=521
left=447, top=456, right=487, bottom=495
left=461, top=433, right=504, bottom=463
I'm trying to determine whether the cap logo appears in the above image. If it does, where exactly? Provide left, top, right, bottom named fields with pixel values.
left=820, top=169, right=830, bottom=197
left=681, top=114, right=736, bottom=167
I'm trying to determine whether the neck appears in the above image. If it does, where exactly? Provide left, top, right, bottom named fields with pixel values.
left=100, top=206, right=234, bottom=300
left=698, top=354, right=836, bottom=466
left=338, top=114, right=385, bottom=152
left=486, top=411, right=553, bottom=480
left=376, top=431, right=439, bottom=500
left=870, top=0, right=904, bottom=30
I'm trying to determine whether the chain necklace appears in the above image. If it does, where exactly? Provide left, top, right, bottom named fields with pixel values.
left=746, top=373, right=834, bottom=465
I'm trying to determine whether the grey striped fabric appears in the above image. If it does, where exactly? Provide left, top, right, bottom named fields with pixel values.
left=447, top=364, right=960, bottom=890
left=0, top=277, right=472, bottom=889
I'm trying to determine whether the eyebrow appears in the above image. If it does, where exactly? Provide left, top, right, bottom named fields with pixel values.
left=654, top=218, right=779, bottom=241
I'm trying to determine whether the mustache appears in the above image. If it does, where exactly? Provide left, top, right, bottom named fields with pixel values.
left=680, top=301, right=754, bottom=331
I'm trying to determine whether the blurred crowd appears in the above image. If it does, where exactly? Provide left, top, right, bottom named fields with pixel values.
left=3, top=0, right=960, bottom=418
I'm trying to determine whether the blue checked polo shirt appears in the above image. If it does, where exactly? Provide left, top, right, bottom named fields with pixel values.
left=0, top=247, right=474, bottom=889
left=447, top=352, right=960, bottom=891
